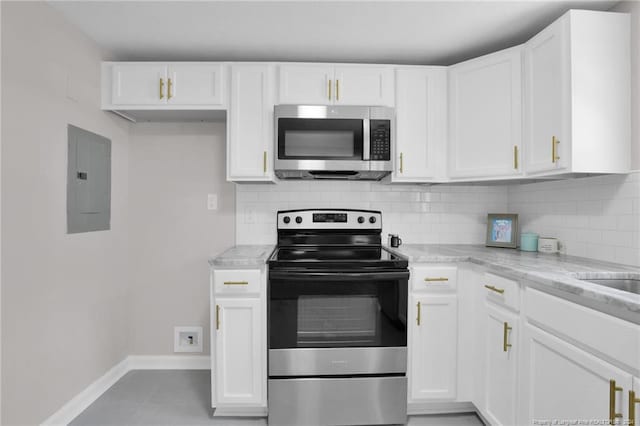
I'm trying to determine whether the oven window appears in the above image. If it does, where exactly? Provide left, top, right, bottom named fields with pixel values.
left=277, top=118, right=363, bottom=160
left=269, top=277, right=407, bottom=349
left=297, top=295, right=378, bottom=345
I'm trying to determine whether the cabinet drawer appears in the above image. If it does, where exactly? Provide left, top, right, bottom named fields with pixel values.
left=525, top=287, right=640, bottom=372
left=411, top=266, right=457, bottom=292
left=482, top=273, right=520, bottom=312
left=214, top=269, right=261, bottom=294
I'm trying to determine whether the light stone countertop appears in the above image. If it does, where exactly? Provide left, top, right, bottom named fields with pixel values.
left=386, top=244, right=640, bottom=323
left=209, top=243, right=640, bottom=323
left=209, top=245, right=275, bottom=268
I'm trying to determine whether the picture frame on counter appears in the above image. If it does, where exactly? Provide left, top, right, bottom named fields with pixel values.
left=486, top=213, right=519, bottom=249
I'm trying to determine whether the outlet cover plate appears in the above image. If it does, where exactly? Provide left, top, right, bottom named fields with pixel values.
left=174, top=326, right=203, bottom=353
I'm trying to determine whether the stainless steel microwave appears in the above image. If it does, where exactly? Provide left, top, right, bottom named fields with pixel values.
left=274, top=105, right=394, bottom=180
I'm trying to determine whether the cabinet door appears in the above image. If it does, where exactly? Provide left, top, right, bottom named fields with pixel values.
left=448, top=47, right=522, bottom=179
left=227, top=64, right=275, bottom=181
left=409, top=294, right=457, bottom=402
left=484, top=303, right=518, bottom=426
left=334, top=66, right=394, bottom=106
left=524, top=16, right=568, bottom=173
left=393, top=67, right=446, bottom=181
left=521, top=323, right=632, bottom=425
left=111, top=64, right=167, bottom=105
left=278, top=64, right=334, bottom=105
left=214, top=297, right=264, bottom=406
left=167, top=64, right=224, bottom=105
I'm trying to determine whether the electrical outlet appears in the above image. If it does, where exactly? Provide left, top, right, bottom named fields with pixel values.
left=174, top=326, right=203, bottom=353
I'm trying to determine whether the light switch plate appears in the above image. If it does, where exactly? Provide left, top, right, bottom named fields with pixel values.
left=207, top=194, right=218, bottom=210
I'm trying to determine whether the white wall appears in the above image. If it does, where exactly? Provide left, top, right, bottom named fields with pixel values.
left=128, top=122, right=234, bottom=355
left=1, top=2, right=131, bottom=424
left=236, top=181, right=508, bottom=245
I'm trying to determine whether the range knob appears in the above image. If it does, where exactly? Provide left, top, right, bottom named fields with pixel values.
left=369, top=216, right=377, bottom=224
left=357, top=216, right=365, bottom=224
left=283, top=216, right=290, bottom=224
left=295, top=216, right=303, bottom=224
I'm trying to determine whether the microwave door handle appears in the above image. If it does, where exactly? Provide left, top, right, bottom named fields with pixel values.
left=269, top=270, right=409, bottom=281
left=362, top=118, right=370, bottom=161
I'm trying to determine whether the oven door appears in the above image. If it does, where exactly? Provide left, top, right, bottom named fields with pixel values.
left=268, top=269, right=408, bottom=376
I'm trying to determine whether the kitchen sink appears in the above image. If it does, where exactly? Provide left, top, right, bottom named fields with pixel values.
left=582, top=278, right=640, bottom=295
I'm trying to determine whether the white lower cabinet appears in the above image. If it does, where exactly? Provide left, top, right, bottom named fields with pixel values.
left=214, top=297, right=264, bottom=406
left=409, top=293, right=458, bottom=401
left=483, top=302, right=519, bottom=426
left=521, top=323, right=633, bottom=425
left=210, top=268, right=266, bottom=415
left=408, top=265, right=458, bottom=409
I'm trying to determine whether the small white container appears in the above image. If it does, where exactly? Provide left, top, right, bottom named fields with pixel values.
left=538, top=237, right=559, bottom=253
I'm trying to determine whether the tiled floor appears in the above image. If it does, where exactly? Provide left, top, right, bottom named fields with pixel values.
left=70, top=370, right=484, bottom=426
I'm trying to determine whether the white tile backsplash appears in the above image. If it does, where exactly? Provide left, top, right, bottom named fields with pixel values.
left=508, top=171, right=640, bottom=266
left=236, top=181, right=508, bottom=246
left=235, top=172, right=640, bottom=267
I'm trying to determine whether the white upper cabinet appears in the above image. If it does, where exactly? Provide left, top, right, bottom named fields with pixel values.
left=278, top=64, right=394, bottom=106
left=524, top=10, right=630, bottom=175
left=333, top=66, right=394, bottom=106
left=167, top=63, right=224, bottom=105
left=278, top=64, right=334, bottom=105
left=111, top=63, right=168, bottom=106
left=448, top=46, right=523, bottom=179
left=105, top=62, right=226, bottom=108
left=392, top=67, right=447, bottom=182
left=227, top=64, right=276, bottom=182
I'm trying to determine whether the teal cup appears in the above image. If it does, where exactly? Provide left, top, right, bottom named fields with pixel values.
left=520, top=233, right=539, bottom=252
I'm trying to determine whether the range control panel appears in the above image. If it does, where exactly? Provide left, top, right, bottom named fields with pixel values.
left=277, top=209, right=382, bottom=230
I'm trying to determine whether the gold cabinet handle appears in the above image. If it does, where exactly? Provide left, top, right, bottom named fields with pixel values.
left=399, top=152, right=404, bottom=173
left=167, top=78, right=173, bottom=100
left=215, top=304, right=220, bottom=330
left=223, top=281, right=249, bottom=285
left=484, top=284, right=505, bottom=294
left=610, top=380, right=623, bottom=423
left=630, top=389, right=640, bottom=426
left=552, top=136, right=560, bottom=163
left=416, top=301, right=421, bottom=326
left=514, top=145, right=519, bottom=169
left=263, top=151, right=267, bottom=174
left=328, top=79, right=332, bottom=100
left=424, top=277, right=449, bottom=282
left=503, top=322, right=512, bottom=352
left=159, top=78, right=165, bottom=99
left=336, top=79, right=340, bottom=101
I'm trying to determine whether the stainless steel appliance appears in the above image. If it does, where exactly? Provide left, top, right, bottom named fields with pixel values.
left=268, top=209, right=409, bottom=426
left=274, top=105, right=394, bottom=180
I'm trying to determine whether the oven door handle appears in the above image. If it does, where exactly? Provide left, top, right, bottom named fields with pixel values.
left=269, top=270, right=409, bottom=281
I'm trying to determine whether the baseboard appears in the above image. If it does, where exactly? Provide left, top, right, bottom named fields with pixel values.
left=127, top=355, right=210, bottom=370
left=41, top=355, right=211, bottom=425
left=408, top=401, right=476, bottom=415
left=41, top=357, right=129, bottom=426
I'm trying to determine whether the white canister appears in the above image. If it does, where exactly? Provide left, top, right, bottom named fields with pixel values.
left=538, top=237, right=559, bottom=253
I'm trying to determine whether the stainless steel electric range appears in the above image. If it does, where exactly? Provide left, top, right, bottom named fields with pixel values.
left=267, top=209, right=409, bottom=426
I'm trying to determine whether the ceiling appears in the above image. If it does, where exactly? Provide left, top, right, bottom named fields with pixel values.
left=48, top=0, right=619, bottom=66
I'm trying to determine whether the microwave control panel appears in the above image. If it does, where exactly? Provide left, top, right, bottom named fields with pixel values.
left=370, top=120, right=391, bottom=161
